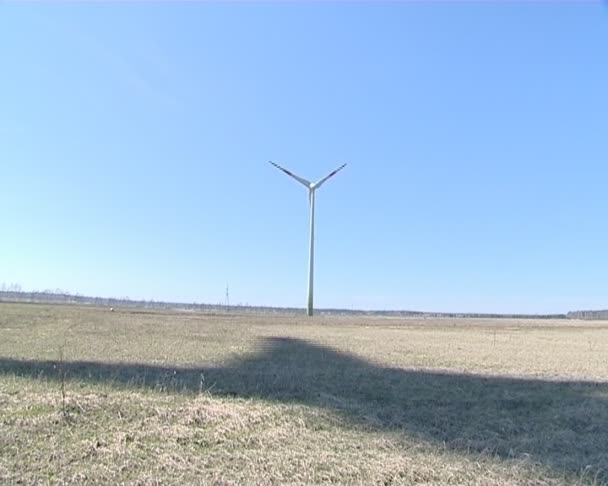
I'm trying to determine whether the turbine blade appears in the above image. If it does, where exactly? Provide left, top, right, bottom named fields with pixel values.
left=269, top=161, right=311, bottom=187
left=314, top=163, right=347, bottom=189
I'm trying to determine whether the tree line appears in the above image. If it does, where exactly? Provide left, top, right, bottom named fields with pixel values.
left=566, top=310, right=608, bottom=320
left=0, top=287, right=586, bottom=319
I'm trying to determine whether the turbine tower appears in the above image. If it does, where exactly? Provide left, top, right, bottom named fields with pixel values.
left=269, top=161, right=347, bottom=317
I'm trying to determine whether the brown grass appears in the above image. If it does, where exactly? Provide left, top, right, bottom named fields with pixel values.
left=1, top=303, right=607, bottom=484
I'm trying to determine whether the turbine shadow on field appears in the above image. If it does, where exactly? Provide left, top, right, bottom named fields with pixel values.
left=1, top=336, right=607, bottom=480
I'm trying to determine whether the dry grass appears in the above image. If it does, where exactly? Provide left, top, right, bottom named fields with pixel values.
left=1, top=303, right=607, bottom=484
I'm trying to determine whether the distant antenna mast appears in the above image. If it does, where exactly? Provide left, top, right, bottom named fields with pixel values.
left=225, top=283, right=230, bottom=308
left=269, top=161, right=347, bottom=317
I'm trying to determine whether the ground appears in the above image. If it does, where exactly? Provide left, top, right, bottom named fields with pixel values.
left=1, top=303, right=607, bottom=485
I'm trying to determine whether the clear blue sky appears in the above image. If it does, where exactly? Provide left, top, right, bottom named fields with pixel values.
left=1, top=3, right=607, bottom=313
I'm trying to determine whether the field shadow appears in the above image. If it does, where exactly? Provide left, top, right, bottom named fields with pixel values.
left=1, top=336, right=607, bottom=480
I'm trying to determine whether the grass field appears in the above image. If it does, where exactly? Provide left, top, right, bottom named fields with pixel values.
left=1, top=303, right=607, bottom=485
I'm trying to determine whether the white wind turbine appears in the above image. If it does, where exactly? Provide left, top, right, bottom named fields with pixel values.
left=269, top=161, right=347, bottom=317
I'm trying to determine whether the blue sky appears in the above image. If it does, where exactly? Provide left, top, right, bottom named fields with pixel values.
left=1, top=3, right=607, bottom=313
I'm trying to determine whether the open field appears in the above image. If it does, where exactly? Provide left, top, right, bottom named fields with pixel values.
left=1, top=303, right=607, bottom=485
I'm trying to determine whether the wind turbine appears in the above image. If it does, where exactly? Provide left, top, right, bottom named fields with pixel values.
left=269, top=161, right=347, bottom=317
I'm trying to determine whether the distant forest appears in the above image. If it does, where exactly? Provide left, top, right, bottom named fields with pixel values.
left=565, top=310, right=608, bottom=320
left=3, top=287, right=603, bottom=319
